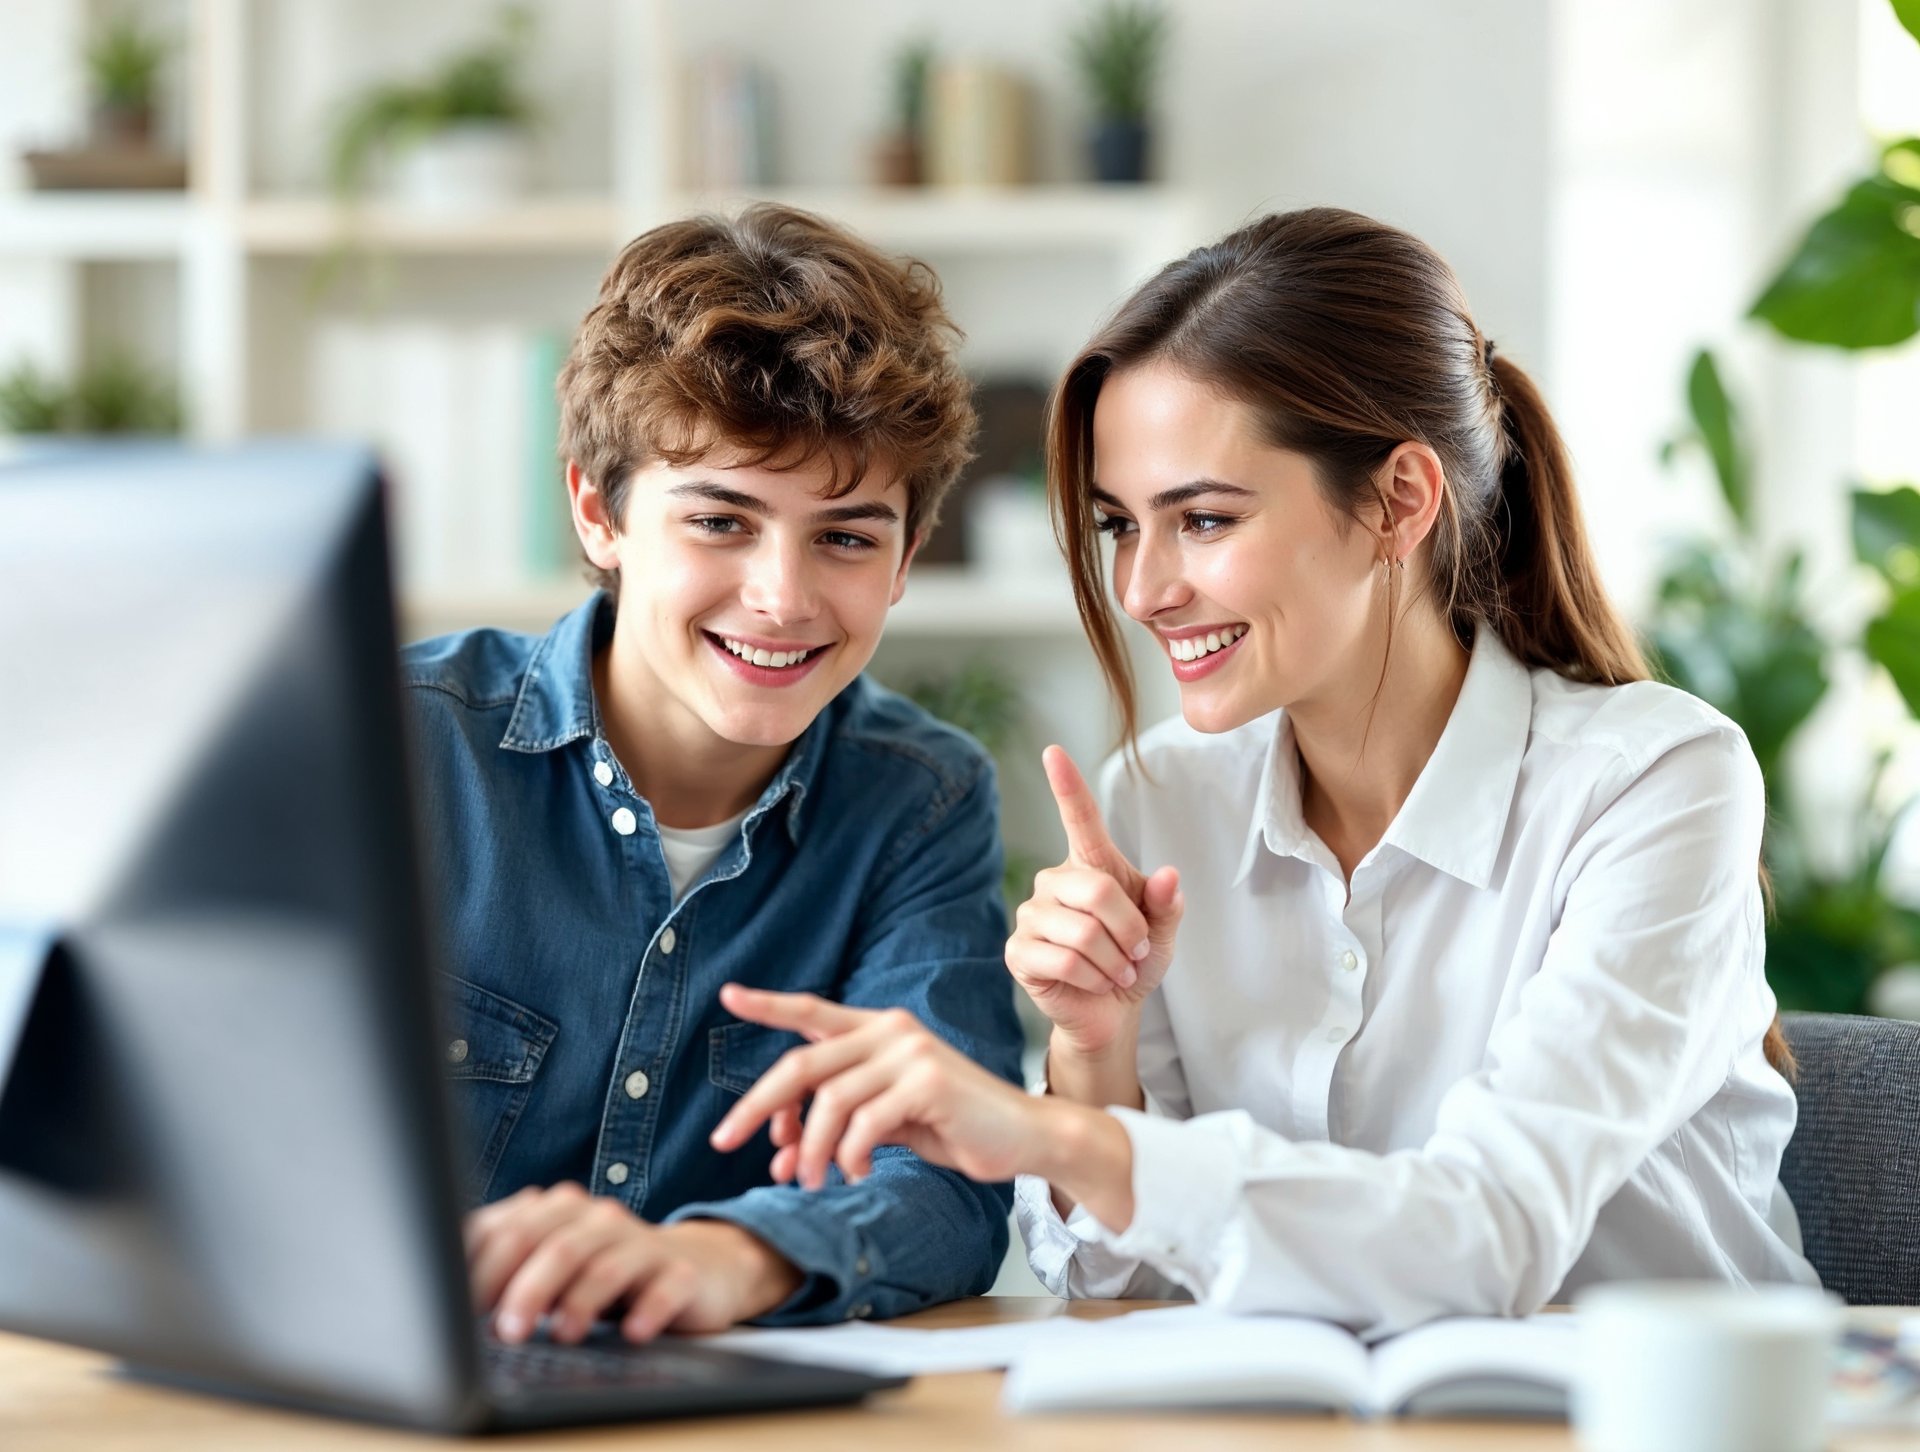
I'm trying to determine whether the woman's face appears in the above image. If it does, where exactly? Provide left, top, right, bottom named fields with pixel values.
left=1090, top=362, right=1389, bottom=734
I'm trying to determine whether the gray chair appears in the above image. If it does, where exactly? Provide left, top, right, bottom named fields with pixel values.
left=1778, top=1011, right=1920, bottom=1305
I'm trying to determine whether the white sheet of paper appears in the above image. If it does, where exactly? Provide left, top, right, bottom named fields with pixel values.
left=688, top=1316, right=1090, bottom=1376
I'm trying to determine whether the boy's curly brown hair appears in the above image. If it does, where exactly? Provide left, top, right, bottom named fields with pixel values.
left=558, top=204, right=977, bottom=592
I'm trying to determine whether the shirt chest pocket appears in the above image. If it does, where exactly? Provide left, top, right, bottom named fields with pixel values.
left=707, top=1021, right=803, bottom=1097
left=441, top=974, right=558, bottom=1203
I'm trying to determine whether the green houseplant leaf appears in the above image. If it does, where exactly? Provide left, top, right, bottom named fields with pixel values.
left=1893, top=0, right=1920, bottom=45
left=1750, top=169, right=1920, bottom=348
left=1684, top=349, right=1750, bottom=529
left=1852, top=484, right=1920, bottom=588
left=1864, top=584, right=1920, bottom=717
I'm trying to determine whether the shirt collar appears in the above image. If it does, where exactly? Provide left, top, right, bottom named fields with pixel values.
left=497, top=589, right=826, bottom=844
left=1233, top=626, right=1534, bottom=890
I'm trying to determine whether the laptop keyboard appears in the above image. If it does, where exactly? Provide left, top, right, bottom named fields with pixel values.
left=483, top=1337, right=734, bottom=1394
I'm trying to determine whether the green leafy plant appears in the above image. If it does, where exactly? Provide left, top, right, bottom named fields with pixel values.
left=1748, top=4, right=1920, bottom=346
left=328, top=6, right=537, bottom=199
left=1648, top=348, right=1920, bottom=1013
left=85, top=8, right=169, bottom=111
left=0, top=353, right=182, bottom=436
left=892, top=38, right=932, bottom=140
left=1069, top=0, right=1168, bottom=121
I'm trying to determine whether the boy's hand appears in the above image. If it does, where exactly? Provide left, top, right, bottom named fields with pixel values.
left=1006, top=746, right=1183, bottom=1057
left=464, top=1185, right=802, bottom=1343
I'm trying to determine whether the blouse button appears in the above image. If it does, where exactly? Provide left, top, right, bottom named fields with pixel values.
left=1326, top=1025, right=1347, bottom=1044
left=1339, top=949, right=1359, bottom=972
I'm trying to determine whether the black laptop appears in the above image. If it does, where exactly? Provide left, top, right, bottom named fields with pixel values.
left=0, top=442, right=905, bottom=1431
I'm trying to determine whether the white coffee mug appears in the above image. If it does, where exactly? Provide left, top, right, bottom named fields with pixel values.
left=1573, top=1281, right=1843, bottom=1452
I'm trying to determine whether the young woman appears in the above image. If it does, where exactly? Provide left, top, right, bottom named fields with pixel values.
left=709, top=207, right=1819, bottom=1337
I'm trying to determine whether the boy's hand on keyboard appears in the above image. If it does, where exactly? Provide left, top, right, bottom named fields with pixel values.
left=464, top=1186, right=802, bottom=1344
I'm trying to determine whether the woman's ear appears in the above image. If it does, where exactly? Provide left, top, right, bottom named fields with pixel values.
left=568, top=460, right=622, bottom=571
left=1377, top=442, right=1446, bottom=565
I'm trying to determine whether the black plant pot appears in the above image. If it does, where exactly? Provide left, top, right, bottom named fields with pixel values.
left=1089, top=117, right=1149, bottom=184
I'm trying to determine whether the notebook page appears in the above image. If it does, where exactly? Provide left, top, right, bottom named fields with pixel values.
left=1368, top=1314, right=1578, bottom=1418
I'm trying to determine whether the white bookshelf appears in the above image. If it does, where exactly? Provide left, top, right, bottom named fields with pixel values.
left=0, top=0, right=1199, bottom=654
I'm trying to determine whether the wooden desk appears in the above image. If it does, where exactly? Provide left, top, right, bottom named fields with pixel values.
left=3, top=1298, right=1916, bottom=1450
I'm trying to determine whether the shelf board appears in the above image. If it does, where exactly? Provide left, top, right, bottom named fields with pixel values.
left=668, top=185, right=1196, bottom=253
left=0, top=192, right=197, bottom=259
left=241, top=196, right=623, bottom=255
left=399, top=566, right=1085, bottom=643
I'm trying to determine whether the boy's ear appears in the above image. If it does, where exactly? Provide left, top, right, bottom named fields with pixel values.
left=568, top=460, right=621, bottom=571
left=889, top=529, right=925, bottom=606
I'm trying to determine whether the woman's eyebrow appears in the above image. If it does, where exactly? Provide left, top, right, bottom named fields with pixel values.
left=1091, top=479, right=1257, bottom=512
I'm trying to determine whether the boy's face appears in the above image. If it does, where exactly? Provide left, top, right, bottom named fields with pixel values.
left=573, top=448, right=918, bottom=750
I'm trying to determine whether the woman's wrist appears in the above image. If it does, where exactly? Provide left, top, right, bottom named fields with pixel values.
left=1044, top=1026, right=1144, bottom=1109
left=1026, top=1095, right=1136, bottom=1234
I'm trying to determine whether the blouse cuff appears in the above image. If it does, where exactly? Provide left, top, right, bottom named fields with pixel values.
left=1098, top=1105, right=1243, bottom=1290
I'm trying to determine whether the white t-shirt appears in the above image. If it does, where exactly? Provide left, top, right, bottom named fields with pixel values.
left=656, top=809, right=748, bottom=901
left=1015, top=627, right=1817, bottom=1338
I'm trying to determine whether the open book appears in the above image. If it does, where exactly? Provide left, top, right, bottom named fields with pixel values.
left=1001, top=1306, right=1579, bottom=1418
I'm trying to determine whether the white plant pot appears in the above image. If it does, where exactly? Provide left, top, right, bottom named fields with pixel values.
left=388, top=123, right=531, bottom=211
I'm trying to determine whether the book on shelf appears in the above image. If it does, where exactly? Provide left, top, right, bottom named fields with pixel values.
left=1000, top=1306, right=1578, bottom=1419
left=308, top=318, right=579, bottom=599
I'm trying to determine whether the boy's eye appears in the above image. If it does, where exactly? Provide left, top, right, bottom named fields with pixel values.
left=690, top=515, right=743, bottom=536
left=820, top=530, right=878, bottom=552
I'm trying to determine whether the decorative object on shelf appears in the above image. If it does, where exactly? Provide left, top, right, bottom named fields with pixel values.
left=925, top=60, right=1032, bottom=188
left=1070, top=0, right=1167, bottom=184
left=19, top=6, right=187, bottom=191
left=0, top=353, right=182, bottom=436
left=329, top=5, right=538, bottom=211
left=682, top=52, right=777, bottom=192
left=871, top=39, right=932, bottom=187
left=1646, top=348, right=1920, bottom=1017
left=966, top=473, right=1055, bottom=579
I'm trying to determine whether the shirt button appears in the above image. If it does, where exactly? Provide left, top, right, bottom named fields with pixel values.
left=1326, top=1026, right=1347, bottom=1044
left=605, top=1162, right=630, bottom=1186
left=1339, top=949, right=1359, bottom=972
left=854, top=1256, right=870, bottom=1276
left=624, top=1070, right=650, bottom=1100
left=446, top=1038, right=469, bottom=1065
left=593, top=760, right=614, bottom=787
left=659, top=927, right=677, bottom=955
left=851, top=1303, right=873, bottom=1319
left=610, top=807, right=637, bottom=836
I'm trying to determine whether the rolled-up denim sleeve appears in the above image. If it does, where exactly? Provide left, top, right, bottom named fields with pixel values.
left=666, top=755, right=1025, bottom=1324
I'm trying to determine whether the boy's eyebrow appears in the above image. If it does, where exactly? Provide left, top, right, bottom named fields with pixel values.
left=668, top=481, right=900, bottom=525
left=1090, top=479, right=1258, bottom=512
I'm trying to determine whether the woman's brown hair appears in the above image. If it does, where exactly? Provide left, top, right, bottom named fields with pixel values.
left=1047, top=206, right=1794, bottom=1076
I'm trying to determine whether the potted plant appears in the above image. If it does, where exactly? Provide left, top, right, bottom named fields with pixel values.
left=0, top=353, right=182, bottom=437
left=1069, top=0, right=1167, bottom=184
left=85, top=7, right=169, bottom=149
left=329, top=6, right=538, bottom=210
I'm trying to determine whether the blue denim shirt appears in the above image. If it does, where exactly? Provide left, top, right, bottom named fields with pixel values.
left=400, top=592, right=1025, bottom=1324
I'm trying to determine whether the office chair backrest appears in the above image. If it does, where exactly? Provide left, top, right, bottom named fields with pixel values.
left=1778, top=1011, right=1920, bottom=1305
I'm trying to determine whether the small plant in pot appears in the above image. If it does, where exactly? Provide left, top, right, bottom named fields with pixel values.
left=86, top=7, right=170, bottom=149
left=1070, top=0, right=1167, bottom=184
left=329, top=5, right=538, bottom=210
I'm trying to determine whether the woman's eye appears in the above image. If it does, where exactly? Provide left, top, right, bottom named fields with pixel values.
left=1184, top=512, right=1235, bottom=538
left=1094, top=513, right=1137, bottom=538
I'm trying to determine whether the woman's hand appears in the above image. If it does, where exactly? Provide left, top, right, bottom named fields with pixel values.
left=707, top=985, right=1048, bottom=1188
left=1008, top=746, right=1184, bottom=1058
left=464, top=1186, right=802, bottom=1344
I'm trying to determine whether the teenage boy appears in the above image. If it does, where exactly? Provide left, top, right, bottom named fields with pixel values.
left=402, top=205, right=1024, bottom=1344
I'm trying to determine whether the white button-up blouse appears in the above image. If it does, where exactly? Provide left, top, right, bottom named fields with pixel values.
left=1015, top=628, right=1818, bottom=1338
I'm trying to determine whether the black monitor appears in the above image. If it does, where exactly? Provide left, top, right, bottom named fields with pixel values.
left=0, top=442, right=483, bottom=1425
left=0, top=443, right=897, bottom=1431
